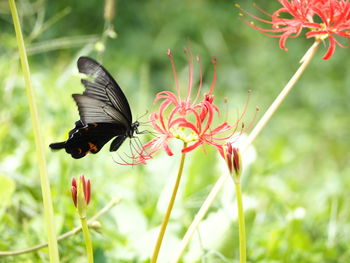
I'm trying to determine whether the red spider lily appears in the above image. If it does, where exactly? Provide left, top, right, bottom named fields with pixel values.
left=129, top=48, right=234, bottom=164
left=71, top=175, right=91, bottom=208
left=237, top=0, right=350, bottom=59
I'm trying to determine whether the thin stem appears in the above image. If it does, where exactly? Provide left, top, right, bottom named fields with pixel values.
left=0, top=197, right=121, bottom=257
left=241, top=39, right=321, bottom=151
left=80, top=217, right=94, bottom=263
left=8, top=0, right=60, bottom=262
left=170, top=174, right=229, bottom=263
left=235, top=181, right=246, bottom=263
left=151, top=142, right=187, bottom=263
left=173, top=40, right=321, bottom=261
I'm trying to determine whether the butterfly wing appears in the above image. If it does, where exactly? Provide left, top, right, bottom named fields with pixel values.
left=73, top=94, right=130, bottom=127
left=50, top=122, right=127, bottom=158
left=77, top=56, right=132, bottom=125
left=50, top=57, right=135, bottom=158
left=110, top=135, right=127, bottom=151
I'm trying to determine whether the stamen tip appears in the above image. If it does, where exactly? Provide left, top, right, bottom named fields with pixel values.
left=256, top=106, right=260, bottom=111
left=235, top=4, right=241, bottom=8
left=167, top=49, right=172, bottom=57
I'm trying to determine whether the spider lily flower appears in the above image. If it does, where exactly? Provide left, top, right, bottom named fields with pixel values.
left=71, top=175, right=91, bottom=217
left=237, top=0, right=350, bottom=59
left=130, top=48, right=233, bottom=164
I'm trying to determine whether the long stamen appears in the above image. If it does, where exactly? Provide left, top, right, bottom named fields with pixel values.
left=252, top=2, right=273, bottom=18
left=241, top=106, right=260, bottom=133
left=168, top=49, right=181, bottom=100
left=193, top=56, right=203, bottom=105
left=223, top=97, right=228, bottom=122
left=209, top=57, right=217, bottom=94
left=226, top=123, right=246, bottom=147
left=184, top=46, right=194, bottom=104
left=236, top=90, right=252, bottom=124
left=231, top=109, right=241, bottom=135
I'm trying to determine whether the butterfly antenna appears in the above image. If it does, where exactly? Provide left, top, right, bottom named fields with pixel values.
left=136, top=110, right=149, bottom=121
left=139, top=120, right=152, bottom=125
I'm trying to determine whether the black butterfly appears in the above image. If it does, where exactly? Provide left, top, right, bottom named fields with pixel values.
left=50, top=56, right=140, bottom=159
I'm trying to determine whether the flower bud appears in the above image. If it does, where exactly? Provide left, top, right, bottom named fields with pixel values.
left=223, top=143, right=242, bottom=182
left=71, top=175, right=91, bottom=218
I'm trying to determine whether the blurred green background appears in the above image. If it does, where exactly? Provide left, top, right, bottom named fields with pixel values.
left=1, top=0, right=350, bottom=262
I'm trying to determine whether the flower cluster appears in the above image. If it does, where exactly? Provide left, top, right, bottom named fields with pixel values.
left=237, top=0, right=350, bottom=59
left=130, top=48, right=238, bottom=164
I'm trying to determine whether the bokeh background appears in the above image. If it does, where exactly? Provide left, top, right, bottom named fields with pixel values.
left=1, top=0, right=350, bottom=262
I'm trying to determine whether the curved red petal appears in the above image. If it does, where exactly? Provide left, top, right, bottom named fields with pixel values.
left=86, top=179, right=91, bottom=205
left=71, top=186, right=77, bottom=207
left=322, top=35, right=336, bottom=59
left=182, top=141, right=202, bottom=153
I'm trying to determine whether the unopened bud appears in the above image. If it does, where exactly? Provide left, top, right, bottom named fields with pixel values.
left=225, top=144, right=242, bottom=182
left=71, top=175, right=91, bottom=218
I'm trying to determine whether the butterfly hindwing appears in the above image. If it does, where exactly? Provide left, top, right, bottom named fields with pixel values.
left=50, top=120, right=84, bottom=150
left=110, top=135, right=127, bottom=152
left=50, top=122, right=127, bottom=159
left=77, top=57, right=132, bottom=124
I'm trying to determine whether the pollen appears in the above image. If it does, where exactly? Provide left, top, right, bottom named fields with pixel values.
left=174, top=129, right=198, bottom=143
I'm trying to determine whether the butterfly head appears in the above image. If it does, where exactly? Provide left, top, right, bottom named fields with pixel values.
left=129, top=121, right=140, bottom=137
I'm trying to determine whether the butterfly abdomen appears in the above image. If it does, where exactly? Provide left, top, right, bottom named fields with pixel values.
left=49, top=142, right=66, bottom=150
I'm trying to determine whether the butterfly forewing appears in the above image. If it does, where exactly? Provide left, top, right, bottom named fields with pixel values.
left=77, top=57, right=132, bottom=124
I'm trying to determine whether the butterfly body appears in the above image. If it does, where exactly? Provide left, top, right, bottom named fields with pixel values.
left=50, top=57, right=139, bottom=159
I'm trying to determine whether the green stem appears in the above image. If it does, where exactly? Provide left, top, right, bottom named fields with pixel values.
left=80, top=217, right=94, bottom=263
left=234, top=181, right=246, bottom=263
left=241, top=40, right=321, bottom=149
left=8, top=0, right=59, bottom=262
left=151, top=142, right=187, bottom=263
